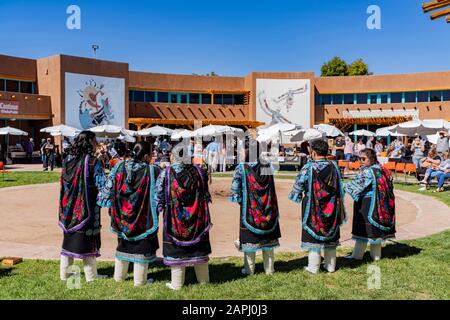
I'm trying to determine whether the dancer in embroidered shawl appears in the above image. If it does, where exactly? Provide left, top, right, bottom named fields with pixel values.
left=97, top=142, right=161, bottom=287
left=344, top=148, right=396, bottom=261
left=289, top=139, right=347, bottom=274
left=155, top=146, right=212, bottom=290
left=230, top=139, right=281, bottom=275
left=59, top=131, right=106, bottom=282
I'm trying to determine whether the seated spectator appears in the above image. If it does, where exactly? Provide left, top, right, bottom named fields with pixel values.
left=434, top=167, right=450, bottom=193
left=419, top=152, right=450, bottom=189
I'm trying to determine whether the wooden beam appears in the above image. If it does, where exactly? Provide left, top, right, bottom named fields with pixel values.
left=423, top=0, right=450, bottom=13
left=430, top=8, right=450, bottom=19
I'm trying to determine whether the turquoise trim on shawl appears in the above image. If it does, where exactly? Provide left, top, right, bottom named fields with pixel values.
left=239, top=164, right=280, bottom=235
left=367, top=168, right=395, bottom=232
left=302, top=161, right=344, bottom=242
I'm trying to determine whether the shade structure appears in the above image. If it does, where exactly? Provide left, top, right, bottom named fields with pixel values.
left=313, top=124, right=344, bottom=137
left=256, top=123, right=299, bottom=142
left=118, top=134, right=136, bottom=143
left=137, top=126, right=174, bottom=137
left=171, top=129, right=193, bottom=140
left=0, top=126, right=28, bottom=136
left=89, top=125, right=136, bottom=139
left=40, top=125, right=80, bottom=138
left=388, top=119, right=450, bottom=136
left=291, top=128, right=326, bottom=142
left=349, top=129, right=375, bottom=137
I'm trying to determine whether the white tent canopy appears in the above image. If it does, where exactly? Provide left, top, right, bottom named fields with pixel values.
left=388, top=119, right=450, bottom=136
left=0, top=126, right=28, bottom=136
left=313, top=124, right=344, bottom=137
left=256, top=123, right=300, bottom=142
left=40, top=125, right=80, bottom=138
left=138, top=126, right=174, bottom=137
left=349, top=129, right=375, bottom=137
left=375, top=125, right=404, bottom=137
left=192, top=125, right=243, bottom=137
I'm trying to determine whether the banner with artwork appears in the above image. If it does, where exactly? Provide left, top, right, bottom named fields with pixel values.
left=65, top=72, right=125, bottom=130
left=256, top=79, right=311, bottom=128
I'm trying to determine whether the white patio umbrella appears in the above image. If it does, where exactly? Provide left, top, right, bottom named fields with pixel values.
left=313, top=124, right=344, bottom=137
left=388, top=119, right=450, bottom=136
left=0, top=127, right=28, bottom=162
left=40, top=125, right=80, bottom=138
left=118, top=134, right=136, bottom=143
left=89, top=125, right=136, bottom=139
left=349, top=129, right=375, bottom=137
left=192, top=125, right=234, bottom=137
left=291, top=128, right=326, bottom=142
left=138, top=126, right=174, bottom=137
left=375, top=125, right=404, bottom=137
left=171, top=129, right=194, bottom=140
left=256, top=123, right=299, bottom=142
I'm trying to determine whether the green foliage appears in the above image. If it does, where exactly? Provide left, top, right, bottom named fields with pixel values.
left=321, top=57, right=370, bottom=77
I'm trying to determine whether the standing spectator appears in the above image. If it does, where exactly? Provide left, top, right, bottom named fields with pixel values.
left=354, top=139, right=366, bottom=158
left=334, top=136, right=345, bottom=161
left=344, top=137, right=354, bottom=162
left=366, top=136, right=374, bottom=149
left=40, top=138, right=46, bottom=163
left=42, top=138, right=55, bottom=171
left=436, top=131, right=449, bottom=156
left=205, top=138, right=220, bottom=178
left=24, top=138, right=34, bottom=163
left=62, top=137, right=72, bottom=159
left=411, top=137, right=425, bottom=169
left=219, top=142, right=227, bottom=172
left=374, top=139, right=384, bottom=155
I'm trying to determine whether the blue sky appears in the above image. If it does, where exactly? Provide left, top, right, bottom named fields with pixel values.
left=0, top=0, right=448, bottom=76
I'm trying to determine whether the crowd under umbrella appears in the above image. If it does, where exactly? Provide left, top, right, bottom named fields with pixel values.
left=387, top=119, right=450, bottom=137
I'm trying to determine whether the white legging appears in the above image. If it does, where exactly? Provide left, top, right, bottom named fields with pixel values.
left=168, top=263, right=210, bottom=290
left=305, top=249, right=337, bottom=274
left=113, top=258, right=149, bottom=287
left=243, top=249, right=275, bottom=275
left=60, top=255, right=98, bottom=282
left=351, top=241, right=382, bottom=261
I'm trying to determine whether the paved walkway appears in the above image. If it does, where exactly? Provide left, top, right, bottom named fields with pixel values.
left=0, top=178, right=449, bottom=261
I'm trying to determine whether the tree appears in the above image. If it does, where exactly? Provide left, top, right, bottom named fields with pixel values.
left=191, top=71, right=219, bottom=76
left=320, top=57, right=349, bottom=77
left=348, top=59, right=370, bottom=76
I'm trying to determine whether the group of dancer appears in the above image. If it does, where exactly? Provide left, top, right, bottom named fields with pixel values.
left=58, top=131, right=396, bottom=289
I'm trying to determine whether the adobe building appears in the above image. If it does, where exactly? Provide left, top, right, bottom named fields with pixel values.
left=0, top=53, right=449, bottom=145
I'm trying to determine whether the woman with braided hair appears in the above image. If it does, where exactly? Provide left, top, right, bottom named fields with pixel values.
left=97, top=141, right=161, bottom=287
left=59, top=131, right=106, bottom=282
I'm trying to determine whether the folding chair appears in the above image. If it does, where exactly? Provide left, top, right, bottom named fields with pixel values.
left=337, top=160, right=348, bottom=178
left=394, top=162, right=406, bottom=183
left=349, top=162, right=361, bottom=171
left=404, top=163, right=417, bottom=184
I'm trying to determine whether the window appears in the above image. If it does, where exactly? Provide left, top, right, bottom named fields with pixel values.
left=344, top=94, right=354, bottom=104
left=158, top=92, right=169, bottom=103
left=190, top=93, right=200, bottom=104
left=356, top=94, right=367, bottom=104
left=430, top=91, right=442, bottom=102
left=133, top=90, right=145, bottom=102
left=332, top=94, right=343, bottom=105
left=180, top=94, right=188, bottom=104
left=214, top=94, right=223, bottom=105
left=321, top=94, right=332, bottom=104
left=417, top=91, right=429, bottom=103
left=391, top=92, right=402, bottom=103
left=405, top=92, right=416, bottom=103
left=20, top=81, right=33, bottom=94
left=380, top=94, right=388, bottom=104
left=223, top=94, right=233, bottom=105
left=170, top=94, right=178, bottom=103
left=129, top=91, right=134, bottom=101
left=443, top=90, right=450, bottom=101
left=145, top=91, right=156, bottom=102
left=5, top=80, right=19, bottom=92
left=201, top=94, right=211, bottom=104
left=234, top=94, right=244, bottom=105
left=369, top=95, right=377, bottom=104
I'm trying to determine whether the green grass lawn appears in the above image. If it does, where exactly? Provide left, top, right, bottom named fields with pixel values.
left=0, top=231, right=449, bottom=300
left=0, top=171, right=60, bottom=189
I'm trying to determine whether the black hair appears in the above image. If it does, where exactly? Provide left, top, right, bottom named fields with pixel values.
left=131, top=141, right=150, bottom=161
left=70, top=130, right=96, bottom=158
left=114, top=141, right=127, bottom=157
left=360, top=148, right=378, bottom=165
left=310, top=139, right=329, bottom=157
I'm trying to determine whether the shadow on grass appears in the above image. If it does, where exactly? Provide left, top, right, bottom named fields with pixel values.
left=0, top=267, right=13, bottom=278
